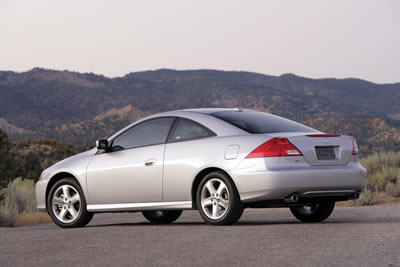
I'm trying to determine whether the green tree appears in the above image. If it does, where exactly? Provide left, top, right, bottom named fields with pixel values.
left=0, top=130, right=16, bottom=188
left=23, top=152, right=42, bottom=182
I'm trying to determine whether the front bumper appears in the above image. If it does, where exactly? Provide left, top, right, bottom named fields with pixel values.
left=35, top=179, right=49, bottom=212
left=232, top=157, right=367, bottom=203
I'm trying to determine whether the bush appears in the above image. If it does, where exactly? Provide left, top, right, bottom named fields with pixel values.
left=0, top=178, right=37, bottom=227
left=0, top=206, right=15, bottom=227
left=4, top=178, right=36, bottom=213
left=350, top=190, right=379, bottom=206
left=352, top=151, right=400, bottom=205
left=386, top=182, right=400, bottom=198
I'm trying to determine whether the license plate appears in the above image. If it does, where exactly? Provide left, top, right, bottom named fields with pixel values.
left=316, top=146, right=336, bottom=160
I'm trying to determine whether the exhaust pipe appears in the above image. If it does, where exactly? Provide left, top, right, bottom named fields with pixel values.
left=291, top=194, right=299, bottom=203
left=284, top=193, right=300, bottom=203
left=354, top=192, right=360, bottom=199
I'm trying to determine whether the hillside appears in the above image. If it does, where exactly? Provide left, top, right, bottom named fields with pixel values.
left=1, top=68, right=400, bottom=153
left=304, top=116, right=400, bottom=154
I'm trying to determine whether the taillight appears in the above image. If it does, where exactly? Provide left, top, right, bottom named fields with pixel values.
left=246, top=138, right=302, bottom=158
left=352, top=138, right=359, bottom=155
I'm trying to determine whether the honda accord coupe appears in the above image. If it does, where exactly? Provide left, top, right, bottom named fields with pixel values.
left=35, top=108, right=367, bottom=228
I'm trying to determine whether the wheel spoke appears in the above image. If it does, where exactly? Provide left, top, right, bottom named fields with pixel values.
left=59, top=208, right=67, bottom=220
left=61, top=185, right=70, bottom=198
left=52, top=197, right=64, bottom=206
left=205, top=181, right=216, bottom=195
left=201, top=198, right=213, bottom=207
left=69, top=206, right=78, bottom=218
left=217, top=183, right=227, bottom=195
left=218, top=199, right=228, bottom=210
left=212, top=204, right=218, bottom=218
left=70, top=194, right=80, bottom=204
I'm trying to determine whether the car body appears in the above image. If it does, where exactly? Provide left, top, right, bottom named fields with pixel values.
left=35, top=108, right=367, bottom=227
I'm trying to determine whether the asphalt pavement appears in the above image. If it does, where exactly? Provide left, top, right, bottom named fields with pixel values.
left=1, top=205, right=399, bottom=267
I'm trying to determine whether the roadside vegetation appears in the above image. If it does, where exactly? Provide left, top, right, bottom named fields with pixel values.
left=0, top=178, right=51, bottom=227
left=0, top=130, right=52, bottom=227
left=349, top=151, right=400, bottom=206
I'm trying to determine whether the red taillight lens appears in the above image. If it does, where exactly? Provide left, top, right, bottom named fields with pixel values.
left=352, top=138, right=359, bottom=155
left=246, top=138, right=303, bottom=158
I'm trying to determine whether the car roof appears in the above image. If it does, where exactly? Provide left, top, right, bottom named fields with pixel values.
left=107, top=108, right=250, bottom=141
left=177, top=108, right=253, bottom=114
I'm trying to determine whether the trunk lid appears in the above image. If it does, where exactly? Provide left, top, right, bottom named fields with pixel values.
left=265, top=132, right=354, bottom=166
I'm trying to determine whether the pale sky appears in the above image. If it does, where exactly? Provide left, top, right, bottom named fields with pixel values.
left=0, top=0, right=399, bottom=83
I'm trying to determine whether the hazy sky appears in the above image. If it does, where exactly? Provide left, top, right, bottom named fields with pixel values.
left=1, top=0, right=399, bottom=83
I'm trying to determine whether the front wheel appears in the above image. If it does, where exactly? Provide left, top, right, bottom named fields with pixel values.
left=142, top=210, right=182, bottom=224
left=290, top=200, right=335, bottom=223
left=47, top=178, right=94, bottom=228
left=196, top=171, right=243, bottom=225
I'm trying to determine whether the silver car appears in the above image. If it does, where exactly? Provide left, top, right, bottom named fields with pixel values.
left=35, top=108, right=367, bottom=228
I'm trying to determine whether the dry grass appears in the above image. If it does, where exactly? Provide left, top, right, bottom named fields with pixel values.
left=343, top=193, right=400, bottom=207
left=336, top=152, right=400, bottom=207
left=343, top=192, right=400, bottom=207
left=0, top=178, right=39, bottom=227
left=15, top=212, right=51, bottom=227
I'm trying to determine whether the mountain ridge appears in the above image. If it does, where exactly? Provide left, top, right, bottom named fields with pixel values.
left=1, top=68, right=399, bottom=154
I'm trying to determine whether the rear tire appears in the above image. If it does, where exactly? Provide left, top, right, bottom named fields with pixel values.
left=142, top=210, right=182, bottom=224
left=196, top=171, right=243, bottom=225
left=47, top=178, right=94, bottom=228
left=290, top=200, right=335, bottom=223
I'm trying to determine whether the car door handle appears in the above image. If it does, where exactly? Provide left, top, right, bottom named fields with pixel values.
left=145, top=159, right=156, bottom=166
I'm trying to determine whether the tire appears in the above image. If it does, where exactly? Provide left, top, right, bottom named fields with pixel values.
left=196, top=171, right=243, bottom=225
left=47, top=178, right=94, bottom=228
left=142, top=210, right=182, bottom=224
left=290, top=200, right=335, bottom=223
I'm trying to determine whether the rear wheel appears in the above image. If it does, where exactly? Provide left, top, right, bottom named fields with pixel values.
left=290, top=200, right=335, bottom=223
left=142, top=210, right=182, bottom=224
left=196, top=171, right=243, bottom=225
left=47, top=178, right=94, bottom=228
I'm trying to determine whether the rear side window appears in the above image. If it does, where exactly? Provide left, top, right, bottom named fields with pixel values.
left=169, top=118, right=215, bottom=142
left=211, top=111, right=316, bottom=134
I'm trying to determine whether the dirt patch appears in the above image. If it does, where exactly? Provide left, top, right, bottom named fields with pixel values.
left=15, top=212, right=52, bottom=227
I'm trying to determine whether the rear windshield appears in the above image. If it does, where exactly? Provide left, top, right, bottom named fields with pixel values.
left=211, top=111, right=317, bottom=134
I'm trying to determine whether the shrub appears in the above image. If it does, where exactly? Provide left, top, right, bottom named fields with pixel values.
left=0, top=178, right=37, bottom=227
left=362, top=152, right=400, bottom=192
left=351, top=190, right=379, bottom=206
left=352, top=151, right=400, bottom=205
left=361, top=151, right=400, bottom=176
left=386, top=182, right=400, bottom=197
left=4, top=178, right=36, bottom=213
left=0, top=206, right=15, bottom=227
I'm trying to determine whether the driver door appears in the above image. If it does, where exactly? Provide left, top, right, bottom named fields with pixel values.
left=86, top=117, right=175, bottom=205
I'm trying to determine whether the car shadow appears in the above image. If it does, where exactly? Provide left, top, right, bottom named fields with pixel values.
left=86, top=216, right=400, bottom=228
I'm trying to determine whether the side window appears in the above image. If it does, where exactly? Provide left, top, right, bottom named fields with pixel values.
left=112, top=118, right=174, bottom=151
left=170, top=118, right=215, bottom=142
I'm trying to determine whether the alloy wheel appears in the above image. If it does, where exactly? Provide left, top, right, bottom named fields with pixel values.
left=52, top=184, right=82, bottom=223
left=200, top=178, right=230, bottom=220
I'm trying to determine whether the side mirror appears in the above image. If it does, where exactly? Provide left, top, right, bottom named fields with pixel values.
left=96, top=139, right=110, bottom=151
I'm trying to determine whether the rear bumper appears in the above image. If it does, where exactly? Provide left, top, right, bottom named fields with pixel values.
left=232, top=158, right=367, bottom=203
